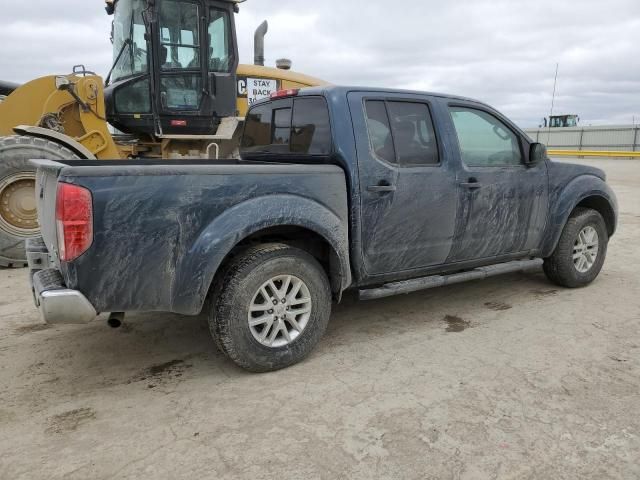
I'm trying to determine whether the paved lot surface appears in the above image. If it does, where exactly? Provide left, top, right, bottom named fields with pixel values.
left=1, top=158, right=639, bottom=479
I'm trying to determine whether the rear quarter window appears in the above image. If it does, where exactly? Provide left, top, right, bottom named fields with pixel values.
left=241, top=96, right=332, bottom=160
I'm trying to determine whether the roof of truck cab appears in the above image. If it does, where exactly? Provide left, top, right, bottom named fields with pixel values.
left=250, top=85, right=500, bottom=118
left=251, top=85, right=527, bottom=138
left=262, top=85, right=490, bottom=112
left=302, top=85, right=484, bottom=104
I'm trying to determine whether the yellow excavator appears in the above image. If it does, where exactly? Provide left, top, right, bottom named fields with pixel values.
left=0, top=0, right=326, bottom=267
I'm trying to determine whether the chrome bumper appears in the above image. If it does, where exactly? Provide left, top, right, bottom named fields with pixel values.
left=28, top=238, right=96, bottom=324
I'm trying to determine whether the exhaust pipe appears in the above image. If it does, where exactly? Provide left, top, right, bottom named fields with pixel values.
left=254, top=20, right=268, bottom=66
left=108, top=312, right=125, bottom=329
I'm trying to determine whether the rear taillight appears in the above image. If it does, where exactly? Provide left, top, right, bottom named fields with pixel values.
left=55, top=182, right=93, bottom=262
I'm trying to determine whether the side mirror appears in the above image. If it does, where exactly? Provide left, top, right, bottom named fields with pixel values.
left=528, top=142, right=547, bottom=165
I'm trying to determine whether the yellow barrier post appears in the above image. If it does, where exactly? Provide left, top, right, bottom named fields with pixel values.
left=547, top=150, right=640, bottom=158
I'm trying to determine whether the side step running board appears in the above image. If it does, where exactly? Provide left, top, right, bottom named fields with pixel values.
left=359, top=259, right=543, bottom=301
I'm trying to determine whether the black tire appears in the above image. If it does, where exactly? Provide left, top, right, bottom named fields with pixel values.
left=209, top=243, right=332, bottom=372
left=0, top=135, right=80, bottom=268
left=543, top=207, right=609, bottom=288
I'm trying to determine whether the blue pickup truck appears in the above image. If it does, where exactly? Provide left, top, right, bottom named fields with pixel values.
left=28, top=86, right=618, bottom=372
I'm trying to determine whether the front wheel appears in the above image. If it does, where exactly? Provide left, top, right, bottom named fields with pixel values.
left=543, top=207, right=609, bottom=288
left=209, top=243, right=332, bottom=372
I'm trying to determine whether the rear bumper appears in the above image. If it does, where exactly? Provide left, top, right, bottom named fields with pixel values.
left=27, top=238, right=97, bottom=324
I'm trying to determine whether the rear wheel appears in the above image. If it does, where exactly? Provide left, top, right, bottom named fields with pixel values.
left=543, top=207, right=609, bottom=288
left=0, top=135, right=80, bottom=267
left=209, top=243, right=332, bottom=372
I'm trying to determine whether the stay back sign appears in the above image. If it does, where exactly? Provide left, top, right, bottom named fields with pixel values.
left=237, top=77, right=280, bottom=105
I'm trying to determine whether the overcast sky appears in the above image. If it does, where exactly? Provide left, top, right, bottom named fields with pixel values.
left=1, top=0, right=639, bottom=127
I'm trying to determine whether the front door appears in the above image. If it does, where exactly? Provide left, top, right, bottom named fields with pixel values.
left=445, top=104, right=549, bottom=262
left=348, top=92, right=458, bottom=275
left=157, top=0, right=205, bottom=116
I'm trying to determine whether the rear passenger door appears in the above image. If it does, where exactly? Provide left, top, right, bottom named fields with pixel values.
left=348, top=92, right=458, bottom=275
left=445, top=104, right=549, bottom=262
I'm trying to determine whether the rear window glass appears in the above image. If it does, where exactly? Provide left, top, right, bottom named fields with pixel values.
left=273, top=107, right=292, bottom=147
left=241, top=96, right=331, bottom=158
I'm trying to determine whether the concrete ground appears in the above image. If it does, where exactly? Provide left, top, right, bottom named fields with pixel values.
left=1, top=158, right=639, bottom=479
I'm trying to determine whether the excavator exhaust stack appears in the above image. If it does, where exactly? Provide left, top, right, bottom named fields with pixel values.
left=254, top=20, right=268, bottom=66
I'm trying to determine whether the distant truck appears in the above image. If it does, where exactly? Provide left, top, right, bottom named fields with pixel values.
left=542, top=114, right=580, bottom=128
left=28, top=86, right=617, bottom=372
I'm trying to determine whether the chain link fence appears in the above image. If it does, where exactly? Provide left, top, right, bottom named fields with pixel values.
left=524, top=125, right=640, bottom=152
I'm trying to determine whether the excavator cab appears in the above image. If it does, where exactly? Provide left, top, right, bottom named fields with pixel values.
left=104, top=0, right=241, bottom=136
left=544, top=114, right=580, bottom=128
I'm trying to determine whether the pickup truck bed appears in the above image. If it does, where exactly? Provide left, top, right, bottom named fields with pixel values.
left=33, top=159, right=349, bottom=316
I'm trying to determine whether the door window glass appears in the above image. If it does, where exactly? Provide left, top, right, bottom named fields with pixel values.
left=449, top=107, right=522, bottom=166
left=387, top=101, right=439, bottom=165
left=365, top=100, right=395, bottom=164
left=159, top=1, right=200, bottom=70
left=208, top=9, right=232, bottom=72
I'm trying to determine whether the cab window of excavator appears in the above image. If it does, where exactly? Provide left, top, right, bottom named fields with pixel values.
left=208, top=8, right=232, bottom=72
left=112, top=0, right=148, bottom=81
left=159, top=1, right=200, bottom=70
left=550, top=117, right=563, bottom=128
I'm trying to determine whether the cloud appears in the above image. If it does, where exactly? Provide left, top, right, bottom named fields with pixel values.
left=1, top=0, right=639, bottom=126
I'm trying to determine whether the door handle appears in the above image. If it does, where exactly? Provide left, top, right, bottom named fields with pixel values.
left=367, top=184, right=396, bottom=193
left=460, top=179, right=482, bottom=190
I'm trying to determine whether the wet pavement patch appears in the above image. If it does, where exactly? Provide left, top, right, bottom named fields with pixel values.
left=484, top=301, right=512, bottom=311
left=532, top=289, right=558, bottom=298
left=609, top=356, right=628, bottom=363
left=128, top=359, right=193, bottom=388
left=46, top=407, right=96, bottom=434
left=13, top=324, right=51, bottom=335
left=443, top=315, right=471, bottom=333
left=147, top=359, right=187, bottom=377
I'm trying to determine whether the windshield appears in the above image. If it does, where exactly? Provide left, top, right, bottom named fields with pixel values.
left=159, top=0, right=200, bottom=70
left=112, top=0, right=148, bottom=81
left=550, top=117, right=563, bottom=128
